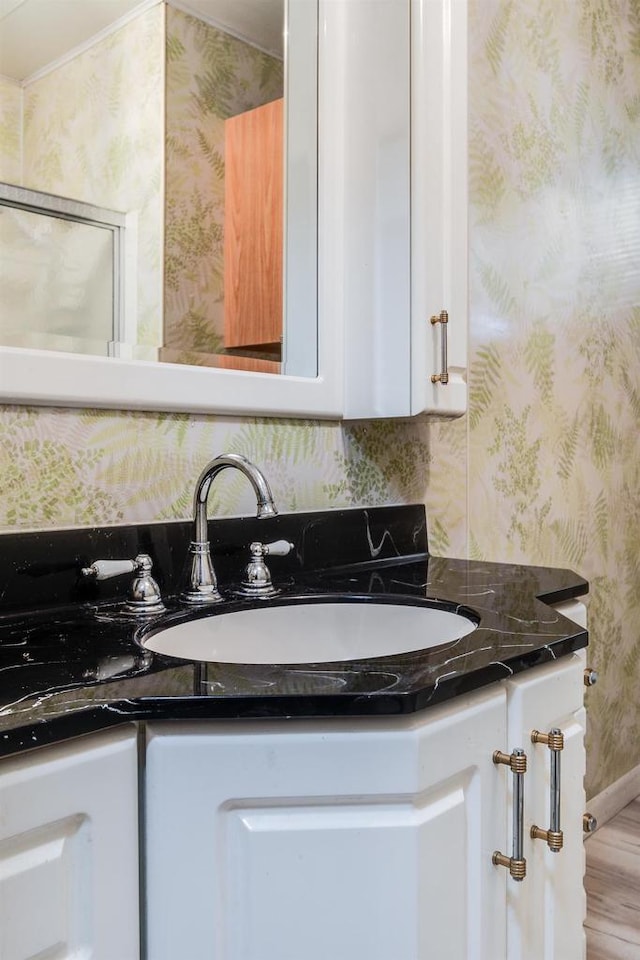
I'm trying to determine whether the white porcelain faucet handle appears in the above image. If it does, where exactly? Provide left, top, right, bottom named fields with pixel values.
left=262, top=540, right=294, bottom=557
left=82, top=558, right=137, bottom=581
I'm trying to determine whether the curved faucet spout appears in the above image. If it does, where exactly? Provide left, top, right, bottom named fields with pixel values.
left=182, top=453, right=278, bottom=604
left=193, top=453, right=277, bottom=543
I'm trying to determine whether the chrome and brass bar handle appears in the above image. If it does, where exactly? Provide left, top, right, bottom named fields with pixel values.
left=430, top=310, right=449, bottom=384
left=492, top=748, right=527, bottom=881
left=530, top=728, right=564, bottom=852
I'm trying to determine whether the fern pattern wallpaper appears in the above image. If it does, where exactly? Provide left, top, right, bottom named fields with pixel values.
left=0, top=0, right=639, bottom=798
left=20, top=5, right=165, bottom=348
left=0, top=77, right=21, bottom=184
left=466, top=0, right=640, bottom=797
left=164, top=7, right=283, bottom=357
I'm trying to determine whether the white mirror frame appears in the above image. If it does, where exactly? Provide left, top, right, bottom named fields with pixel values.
left=0, top=0, right=350, bottom=420
left=1, top=0, right=460, bottom=422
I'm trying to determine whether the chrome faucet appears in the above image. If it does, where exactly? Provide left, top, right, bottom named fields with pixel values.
left=181, top=453, right=278, bottom=604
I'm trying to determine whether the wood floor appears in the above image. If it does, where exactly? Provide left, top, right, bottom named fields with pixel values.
left=585, top=797, right=640, bottom=959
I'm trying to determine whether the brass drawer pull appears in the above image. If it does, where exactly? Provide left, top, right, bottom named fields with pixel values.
left=492, top=747, right=527, bottom=881
left=531, top=728, right=564, bottom=852
left=430, top=310, right=449, bottom=384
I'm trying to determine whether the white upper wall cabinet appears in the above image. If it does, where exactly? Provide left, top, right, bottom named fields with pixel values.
left=340, top=0, right=468, bottom=419
left=412, top=0, right=468, bottom=419
left=0, top=0, right=467, bottom=420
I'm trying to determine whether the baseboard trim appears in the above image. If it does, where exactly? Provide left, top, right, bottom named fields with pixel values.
left=586, top=762, right=640, bottom=833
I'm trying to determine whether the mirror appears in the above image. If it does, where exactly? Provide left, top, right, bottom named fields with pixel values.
left=0, top=0, right=318, bottom=379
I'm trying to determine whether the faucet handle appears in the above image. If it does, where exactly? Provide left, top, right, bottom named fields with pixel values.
left=82, top=554, right=166, bottom=616
left=235, top=540, right=293, bottom=599
left=82, top=558, right=137, bottom=580
left=261, top=539, right=294, bottom=557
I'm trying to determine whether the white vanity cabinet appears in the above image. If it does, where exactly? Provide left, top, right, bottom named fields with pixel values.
left=144, top=651, right=587, bottom=960
left=0, top=725, right=140, bottom=960
left=0, top=619, right=584, bottom=960
left=503, top=599, right=588, bottom=960
left=145, top=687, right=508, bottom=960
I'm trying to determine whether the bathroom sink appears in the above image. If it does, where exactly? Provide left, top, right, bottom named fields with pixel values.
left=140, top=598, right=478, bottom=664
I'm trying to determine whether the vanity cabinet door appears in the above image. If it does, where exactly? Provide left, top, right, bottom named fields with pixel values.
left=505, top=651, right=587, bottom=960
left=0, top=725, right=140, bottom=960
left=145, top=686, right=506, bottom=960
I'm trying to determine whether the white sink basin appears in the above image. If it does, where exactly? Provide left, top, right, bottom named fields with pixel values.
left=141, top=600, right=478, bottom=664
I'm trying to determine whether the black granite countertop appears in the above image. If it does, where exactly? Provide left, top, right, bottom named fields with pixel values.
left=0, top=506, right=588, bottom=758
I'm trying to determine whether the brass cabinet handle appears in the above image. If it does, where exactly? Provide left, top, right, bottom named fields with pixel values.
left=530, top=728, right=564, bottom=852
left=430, top=310, right=449, bottom=384
left=492, top=748, right=527, bottom=881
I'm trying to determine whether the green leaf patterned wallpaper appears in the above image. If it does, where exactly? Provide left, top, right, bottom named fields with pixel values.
left=164, top=7, right=284, bottom=354
left=1, top=0, right=639, bottom=799
left=0, top=77, right=21, bottom=184
left=20, top=5, right=165, bottom=348
left=467, top=0, right=640, bottom=797
left=0, top=406, right=445, bottom=530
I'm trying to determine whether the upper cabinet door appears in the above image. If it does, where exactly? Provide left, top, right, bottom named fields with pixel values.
left=338, top=0, right=468, bottom=419
left=412, top=0, right=468, bottom=417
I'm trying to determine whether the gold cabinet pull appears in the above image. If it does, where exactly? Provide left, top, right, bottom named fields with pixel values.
left=430, top=310, right=449, bottom=384
left=492, top=747, right=527, bottom=881
left=530, top=728, right=564, bottom=852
